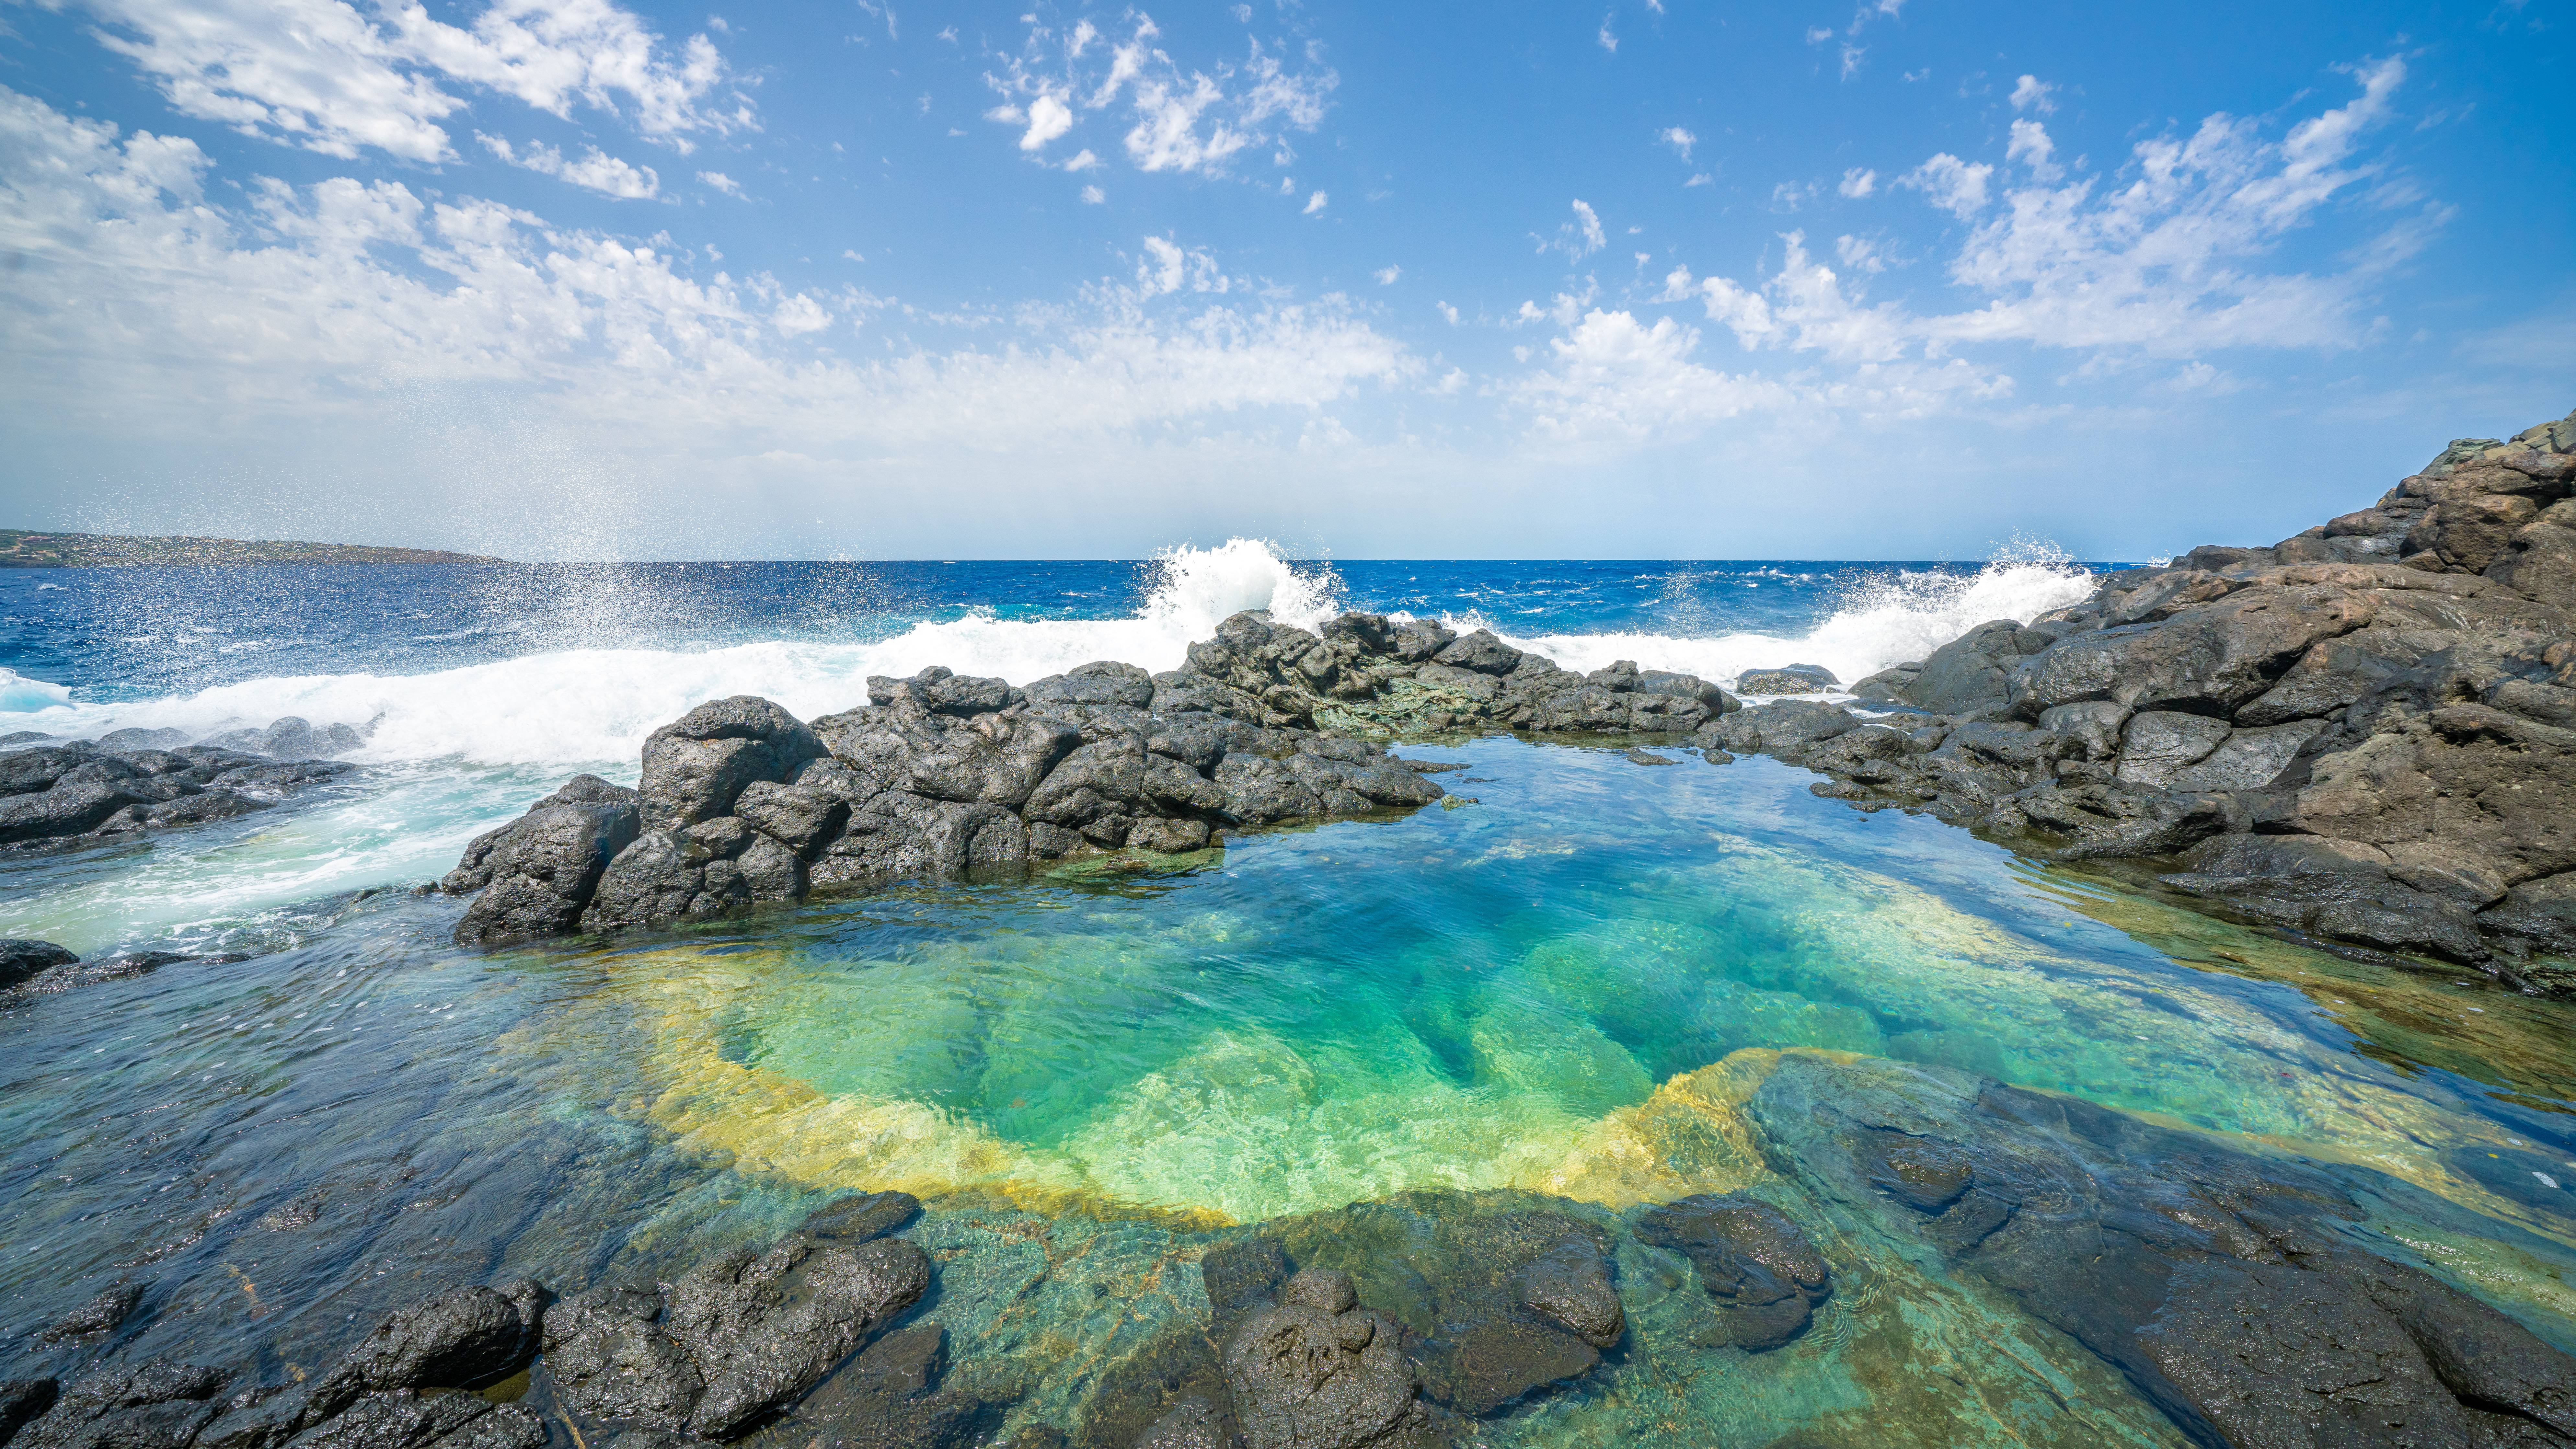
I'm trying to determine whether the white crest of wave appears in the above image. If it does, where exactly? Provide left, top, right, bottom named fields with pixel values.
left=0, top=668, right=75, bottom=714
left=1499, top=542, right=2097, bottom=690
left=15, top=540, right=1345, bottom=769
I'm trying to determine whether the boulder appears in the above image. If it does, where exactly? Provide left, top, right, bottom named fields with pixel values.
left=1222, top=1270, right=1423, bottom=1449
left=0, top=939, right=77, bottom=990
left=449, top=780, right=643, bottom=948
left=1734, top=663, right=1840, bottom=695
left=639, top=697, right=826, bottom=830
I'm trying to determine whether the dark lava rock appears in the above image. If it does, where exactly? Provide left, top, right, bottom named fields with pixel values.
left=1734, top=663, right=1841, bottom=694
left=543, top=1233, right=932, bottom=1441
left=1131, top=1396, right=1225, bottom=1449
left=0, top=1382, right=59, bottom=1446
left=778, top=1325, right=985, bottom=1449
left=639, top=696, right=826, bottom=831
left=338, top=1280, right=549, bottom=1392
left=1621, top=748, right=1678, bottom=766
left=1754, top=1054, right=2576, bottom=1449
left=1634, top=1193, right=1831, bottom=1350
left=1511, top=1240, right=1623, bottom=1350
left=37, top=1282, right=142, bottom=1342
left=1222, top=1270, right=1425, bottom=1449
left=801, top=1190, right=923, bottom=1244
left=0, top=940, right=76, bottom=990
left=17, top=1361, right=226, bottom=1449
left=1201, top=1236, right=1292, bottom=1334
left=446, top=777, right=643, bottom=948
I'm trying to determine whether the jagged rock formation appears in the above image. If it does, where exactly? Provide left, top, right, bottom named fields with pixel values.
left=0, top=734, right=355, bottom=854
left=442, top=625, right=1740, bottom=946
left=1737, top=409, right=2576, bottom=995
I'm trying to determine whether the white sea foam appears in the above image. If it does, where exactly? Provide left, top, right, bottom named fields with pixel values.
left=1495, top=542, right=2097, bottom=691
left=6, top=539, right=2093, bottom=769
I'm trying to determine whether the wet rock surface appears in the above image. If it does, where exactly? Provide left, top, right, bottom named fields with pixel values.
left=1754, top=1054, right=2576, bottom=1449
left=1634, top=1194, right=1831, bottom=1351
left=1709, top=407, right=2576, bottom=996
left=0, top=730, right=358, bottom=857
left=445, top=628, right=1746, bottom=943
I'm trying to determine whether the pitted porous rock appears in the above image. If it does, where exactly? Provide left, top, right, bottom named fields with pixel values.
left=1699, top=406, right=2576, bottom=996
left=1222, top=1269, right=1427, bottom=1449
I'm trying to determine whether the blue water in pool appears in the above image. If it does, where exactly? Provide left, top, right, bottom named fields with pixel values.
left=2, top=543, right=2571, bottom=1446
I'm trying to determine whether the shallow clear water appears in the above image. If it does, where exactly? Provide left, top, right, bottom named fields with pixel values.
left=4, top=549, right=2573, bottom=1444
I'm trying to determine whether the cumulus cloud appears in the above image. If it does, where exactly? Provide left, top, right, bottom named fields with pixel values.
left=1838, top=167, right=1877, bottom=198
left=2009, top=74, right=2057, bottom=114
left=73, top=0, right=745, bottom=163
left=982, top=13, right=1333, bottom=177
left=2006, top=118, right=2061, bottom=181
left=1903, top=153, right=1994, bottom=218
left=1659, top=126, right=1695, bottom=161
left=1373, top=264, right=1401, bottom=285
left=1509, top=310, right=1801, bottom=441
left=1597, top=16, right=1617, bottom=53
left=697, top=169, right=742, bottom=196
left=478, top=133, right=658, bottom=197
left=1303, top=189, right=1328, bottom=215
left=1667, top=58, right=2435, bottom=368
left=0, top=87, right=1417, bottom=479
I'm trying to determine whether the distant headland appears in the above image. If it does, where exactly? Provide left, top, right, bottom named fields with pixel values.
left=0, top=528, right=505, bottom=567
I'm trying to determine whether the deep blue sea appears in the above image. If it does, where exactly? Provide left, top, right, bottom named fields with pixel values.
left=3, top=546, right=2570, bottom=1448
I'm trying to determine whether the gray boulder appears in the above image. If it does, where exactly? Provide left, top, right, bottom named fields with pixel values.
left=1222, top=1270, right=1422, bottom=1449
left=639, top=697, right=826, bottom=830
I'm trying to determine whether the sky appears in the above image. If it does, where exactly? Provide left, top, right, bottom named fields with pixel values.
left=0, top=0, right=2569, bottom=561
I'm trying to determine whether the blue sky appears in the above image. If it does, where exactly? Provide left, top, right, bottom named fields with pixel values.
left=0, top=0, right=2567, bottom=560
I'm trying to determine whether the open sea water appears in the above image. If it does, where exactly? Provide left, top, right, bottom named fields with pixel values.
left=2, top=544, right=2571, bottom=1447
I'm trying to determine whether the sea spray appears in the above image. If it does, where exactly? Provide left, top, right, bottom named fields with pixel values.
left=1498, top=542, right=2096, bottom=689
left=0, top=541, right=2091, bottom=768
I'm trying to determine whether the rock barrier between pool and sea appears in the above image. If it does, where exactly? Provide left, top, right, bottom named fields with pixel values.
left=1717, top=406, right=2576, bottom=999
left=439, top=404, right=2576, bottom=995
left=436, top=622, right=1745, bottom=947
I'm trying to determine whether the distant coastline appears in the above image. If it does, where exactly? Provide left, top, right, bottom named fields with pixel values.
left=0, top=528, right=505, bottom=567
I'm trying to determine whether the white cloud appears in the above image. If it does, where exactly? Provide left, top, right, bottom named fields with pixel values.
left=1303, top=189, right=1327, bottom=215
left=1834, top=233, right=1886, bottom=273
left=1437, top=301, right=1460, bottom=325
left=1373, top=264, right=1401, bottom=285
left=1597, top=16, right=1617, bottom=53
left=1903, top=153, right=1993, bottom=218
left=2009, top=74, right=2057, bottom=114
left=983, top=15, right=1333, bottom=178
left=697, top=169, right=742, bottom=196
left=1659, top=126, right=1695, bottom=161
left=772, top=293, right=831, bottom=335
left=1063, top=147, right=1102, bottom=171
left=1840, top=44, right=1864, bottom=80
left=1670, top=59, right=2433, bottom=369
left=1509, top=309, right=1798, bottom=441
left=1079, top=183, right=1105, bottom=204
left=842, top=248, right=866, bottom=262
left=1540, top=199, right=1607, bottom=260
left=1838, top=167, right=1877, bottom=198
left=478, top=133, right=658, bottom=197
left=1018, top=92, right=1075, bottom=150
left=2006, top=118, right=2061, bottom=181
left=0, top=87, right=1417, bottom=480
left=74, top=0, right=746, bottom=164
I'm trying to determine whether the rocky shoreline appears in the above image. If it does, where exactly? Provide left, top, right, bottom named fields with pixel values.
left=1714, top=408, right=2576, bottom=997
left=436, top=622, right=1742, bottom=946
left=439, top=413, right=2576, bottom=998
left=0, top=718, right=365, bottom=855
left=5, top=1055, right=2568, bottom=1449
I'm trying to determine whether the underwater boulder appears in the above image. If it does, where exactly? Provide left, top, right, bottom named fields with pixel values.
left=1633, top=1193, right=1832, bottom=1351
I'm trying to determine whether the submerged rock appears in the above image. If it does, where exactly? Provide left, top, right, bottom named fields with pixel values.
left=1754, top=1053, right=2576, bottom=1449
left=542, top=1229, right=931, bottom=1440
left=1634, top=1193, right=1831, bottom=1350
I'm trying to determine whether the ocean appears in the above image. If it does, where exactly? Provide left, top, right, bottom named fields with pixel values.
left=3, top=545, right=2570, bottom=1447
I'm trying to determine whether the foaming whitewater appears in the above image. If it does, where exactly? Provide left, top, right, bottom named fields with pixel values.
left=4, top=540, right=1348, bottom=769
left=1496, top=544, right=2097, bottom=691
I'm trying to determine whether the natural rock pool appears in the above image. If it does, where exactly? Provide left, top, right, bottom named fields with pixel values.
left=7, top=738, right=2571, bottom=1446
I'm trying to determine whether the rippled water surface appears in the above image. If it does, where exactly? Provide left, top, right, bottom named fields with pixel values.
left=4, top=552, right=2573, bottom=1445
